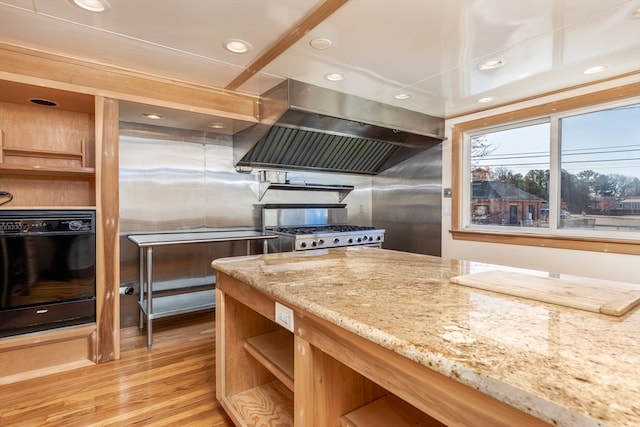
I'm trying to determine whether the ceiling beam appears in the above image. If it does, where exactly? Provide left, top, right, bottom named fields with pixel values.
left=225, top=0, right=349, bottom=91
left=0, top=43, right=258, bottom=122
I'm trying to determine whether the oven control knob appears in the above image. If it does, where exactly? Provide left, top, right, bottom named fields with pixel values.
left=357, top=237, right=362, bottom=243
left=68, top=220, right=82, bottom=231
left=362, top=235, right=368, bottom=241
left=376, top=236, right=381, bottom=241
left=311, top=241, right=317, bottom=247
left=300, top=242, right=307, bottom=248
left=333, top=238, right=340, bottom=244
left=318, top=239, right=325, bottom=245
left=368, top=236, right=374, bottom=242
left=348, top=238, right=353, bottom=244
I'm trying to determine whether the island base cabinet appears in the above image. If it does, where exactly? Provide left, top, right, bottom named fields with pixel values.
left=340, top=395, right=447, bottom=427
left=215, top=272, right=550, bottom=427
left=216, top=273, right=445, bottom=427
left=294, top=336, right=389, bottom=426
left=215, top=288, right=293, bottom=426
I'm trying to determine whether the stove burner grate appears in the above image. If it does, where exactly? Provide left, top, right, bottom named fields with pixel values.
left=269, top=225, right=376, bottom=235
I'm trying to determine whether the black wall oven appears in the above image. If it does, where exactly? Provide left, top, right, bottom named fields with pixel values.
left=0, top=209, right=96, bottom=338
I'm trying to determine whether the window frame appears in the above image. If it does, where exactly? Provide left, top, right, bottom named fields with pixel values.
left=451, top=81, right=640, bottom=256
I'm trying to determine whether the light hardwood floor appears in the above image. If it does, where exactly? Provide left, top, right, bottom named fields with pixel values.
left=0, top=312, right=234, bottom=427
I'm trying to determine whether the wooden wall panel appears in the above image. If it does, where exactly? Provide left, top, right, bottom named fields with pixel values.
left=0, top=325, right=96, bottom=385
left=95, top=96, right=120, bottom=362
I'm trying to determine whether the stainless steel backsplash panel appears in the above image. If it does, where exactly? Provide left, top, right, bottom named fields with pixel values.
left=119, top=135, right=208, bottom=231
left=118, top=124, right=374, bottom=326
left=262, top=206, right=348, bottom=228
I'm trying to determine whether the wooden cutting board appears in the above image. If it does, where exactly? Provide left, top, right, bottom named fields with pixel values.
left=450, top=270, right=640, bottom=316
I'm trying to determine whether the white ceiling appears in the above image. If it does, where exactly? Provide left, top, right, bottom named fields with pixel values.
left=0, top=0, right=639, bottom=121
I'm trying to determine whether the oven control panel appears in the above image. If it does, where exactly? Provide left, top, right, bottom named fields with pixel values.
left=0, top=217, right=94, bottom=235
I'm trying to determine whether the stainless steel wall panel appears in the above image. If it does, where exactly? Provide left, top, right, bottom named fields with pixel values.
left=119, top=135, right=206, bottom=231
left=204, top=143, right=260, bottom=228
left=372, top=145, right=442, bottom=256
left=119, top=123, right=374, bottom=327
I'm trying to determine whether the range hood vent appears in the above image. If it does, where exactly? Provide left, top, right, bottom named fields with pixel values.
left=233, top=80, right=445, bottom=175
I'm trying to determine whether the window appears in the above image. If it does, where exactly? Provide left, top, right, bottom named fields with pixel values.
left=451, top=83, right=640, bottom=255
left=469, top=121, right=550, bottom=228
left=559, top=104, right=640, bottom=233
left=465, top=101, right=640, bottom=236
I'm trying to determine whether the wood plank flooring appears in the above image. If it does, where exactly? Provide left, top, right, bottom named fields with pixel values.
left=0, top=312, right=234, bottom=427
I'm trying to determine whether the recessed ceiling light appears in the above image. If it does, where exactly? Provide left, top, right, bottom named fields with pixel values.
left=69, top=0, right=111, bottom=13
left=223, top=39, right=252, bottom=54
left=324, top=72, right=345, bottom=82
left=208, top=122, right=227, bottom=129
left=310, top=38, right=333, bottom=50
left=583, top=65, right=607, bottom=75
left=29, top=98, right=58, bottom=107
left=142, top=113, right=164, bottom=120
left=477, top=58, right=506, bottom=71
left=478, top=96, right=495, bottom=103
left=393, top=92, right=412, bottom=100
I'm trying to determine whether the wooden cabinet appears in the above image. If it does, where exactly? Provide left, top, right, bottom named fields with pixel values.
left=0, top=81, right=119, bottom=384
left=216, top=273, right=447, bottom=427
left=0, top=82, right=96, bottom=207
left=216, top=276, right=295, bottom=425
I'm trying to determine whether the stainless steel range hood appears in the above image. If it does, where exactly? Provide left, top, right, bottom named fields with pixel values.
left=233, top=80, right=445, bottom=175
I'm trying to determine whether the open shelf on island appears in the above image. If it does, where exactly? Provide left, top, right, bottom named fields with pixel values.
left=340, top=394, right=445, bottom=427
left=243, top=329, right=294, bottom=391
left=226, top=381, right=294, bottom=427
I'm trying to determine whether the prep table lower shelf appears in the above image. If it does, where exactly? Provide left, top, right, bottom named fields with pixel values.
left=128, top=230, right=278, bottom=348
left=138, top=289, right=215, bottom=319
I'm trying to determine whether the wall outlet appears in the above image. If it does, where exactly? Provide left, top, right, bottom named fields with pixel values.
left=275, top=302, right=294, bottom=332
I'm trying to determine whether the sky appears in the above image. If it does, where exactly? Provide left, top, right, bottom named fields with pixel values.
left=473, top=103, right=640, bottom=179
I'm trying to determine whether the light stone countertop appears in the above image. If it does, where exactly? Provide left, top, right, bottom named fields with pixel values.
left=211, top=247, right=640, bottom=427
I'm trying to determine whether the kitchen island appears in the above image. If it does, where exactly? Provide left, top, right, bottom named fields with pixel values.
left=211, top=247, right=640, bottom=427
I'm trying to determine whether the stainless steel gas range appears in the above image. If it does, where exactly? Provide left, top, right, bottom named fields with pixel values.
left=262, top=204, right=385, bottom=252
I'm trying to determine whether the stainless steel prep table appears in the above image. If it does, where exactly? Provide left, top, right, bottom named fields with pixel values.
left=128, top=230, right=277, bottom=348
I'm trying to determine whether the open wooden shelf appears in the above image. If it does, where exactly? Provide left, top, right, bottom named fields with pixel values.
left=2, top=146, right=84, bottom=161
left=0, top=130, right=93, bottom=178
left=226, top=380, right=294, bottom=427
left=0, top=163, right=95, bottom=177
left=340, top=394, right=445, bottom=427
left=243, top=329, right=294, bottom=391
